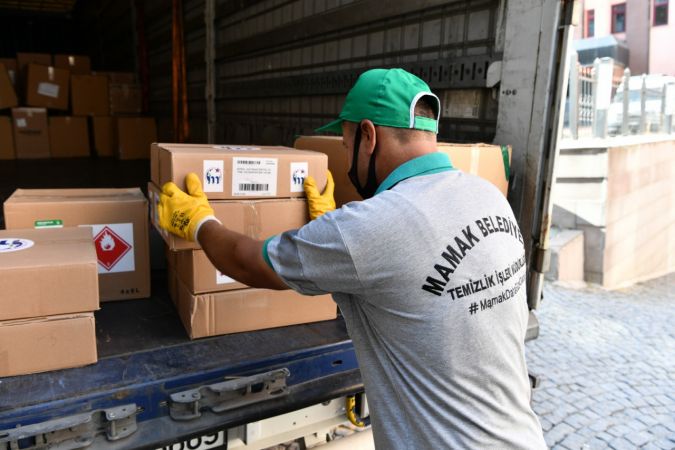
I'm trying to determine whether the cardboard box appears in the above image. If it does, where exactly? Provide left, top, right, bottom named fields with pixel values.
left=151, top=143, right=328, bottom=200
left=148, top=182, right=309, bottom=251
left=16, top=53, right=52, bottom=73
left=49, top=116, right=90, bottom=158
left=293, top=136, right=512, bottom=199
left=0, top=63, right=18, bottom=109
left=0, top=58, right=17, bottom=86
left=0, top=116, right=14, bottom=160
left=0, top=313, right=97, bottom=377
left=167, top=266, right=179, bottom=306
left=437, top=142, right=512, bottom=197
left=294, top=136, right=360, bottom=207
left=71, top=74, right=109, bottom=116
left=0, top=227, right=99, bottom=321
left=118, top=117, right=157, bottom=159
left=92, top=116, right=115, bottom=157
left=11, top=107, right=50, bottom=159
left=54, top=54, right=91, bottom=75
left=96, top=71, right=137, bottom=84
left=25, top=63, right=70, bottom=110
left=175, top=279, right=337, bottom=339
left=172, top=191, right=309, bottom=292
left=3, top=188, right=151, bottom=301
left=109, top=83, right=141, bottom=115
left=175, top=250, right=246, bottom=293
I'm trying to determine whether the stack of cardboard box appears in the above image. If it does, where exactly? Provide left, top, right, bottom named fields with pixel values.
left=0, top=52, right=156, bottom=160
left=293, top=136, right=513, bottom=202
left=3, top=188, right=151, bottom=302
left=0, top=227, right=99, bottom=377
left=148, top=143, right=338, bottom=339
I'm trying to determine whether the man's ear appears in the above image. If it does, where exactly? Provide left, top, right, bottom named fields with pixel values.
left=360, top=120, right=377, bottom=156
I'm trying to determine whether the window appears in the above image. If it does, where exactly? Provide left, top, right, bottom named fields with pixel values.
left=612, top=3, right=627, bottom=33
left=654, top=0, right=668, bottom=26
left=586, top=9, right=595, bottom=37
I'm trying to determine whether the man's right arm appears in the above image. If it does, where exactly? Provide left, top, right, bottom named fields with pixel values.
left=197, top=220, right=289, bottom=291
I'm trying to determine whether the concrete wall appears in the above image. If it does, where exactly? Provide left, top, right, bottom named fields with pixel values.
left=604, top=139, right=675, bottom=288
left=553, top=138, right=675, bottom=288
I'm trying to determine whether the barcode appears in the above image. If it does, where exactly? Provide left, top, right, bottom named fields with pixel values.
left=239, top=160, right=260, bottom=165
left=239, top=183, right=269, bottom=191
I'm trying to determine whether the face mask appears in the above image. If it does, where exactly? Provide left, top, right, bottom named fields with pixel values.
left=348, top=127, right=379, bottom=199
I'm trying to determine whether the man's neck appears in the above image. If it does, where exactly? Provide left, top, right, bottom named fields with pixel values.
left=377, top=140, right=438, bottom=184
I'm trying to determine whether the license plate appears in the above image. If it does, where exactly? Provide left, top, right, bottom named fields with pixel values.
left=157, top=430, right=225, bottom=450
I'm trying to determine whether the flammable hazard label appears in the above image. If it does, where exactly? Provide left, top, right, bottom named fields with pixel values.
left=83, top=223, right=135, bottom=274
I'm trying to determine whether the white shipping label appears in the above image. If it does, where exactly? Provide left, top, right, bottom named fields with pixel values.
left=37, top=82, right=60, bottom=99
left=151, top=191, right=167, bottom=237
left=0, top=238, right=34, bottom=253
left=232, top=157, right=278, bottom=196
left=290, top=162, right=308, bottom=193
left=83, top=223, right=136, bottom=274
left=216, top=271, right=236, bottom=285
left=15, top=118, right=27, bottom=128
left=203, top=160, right=224, bottom=193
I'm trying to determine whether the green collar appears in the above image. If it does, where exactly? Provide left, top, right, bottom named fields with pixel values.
left=375, top=152, right=454, bottom=195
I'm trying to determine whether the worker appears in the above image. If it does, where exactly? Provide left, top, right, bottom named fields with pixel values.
left=159, top=68, right=546, bottom=449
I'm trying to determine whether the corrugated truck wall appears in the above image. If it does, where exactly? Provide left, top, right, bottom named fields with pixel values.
left=138, top=0, right=500, bottom=145
left=214, top=0, right=500, bottom=146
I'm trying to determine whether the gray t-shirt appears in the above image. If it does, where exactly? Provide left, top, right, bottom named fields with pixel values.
left=266, top=155, right=546, bottom=449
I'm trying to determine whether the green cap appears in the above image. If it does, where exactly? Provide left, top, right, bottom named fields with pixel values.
left=316, top=68, right=441, bottom=134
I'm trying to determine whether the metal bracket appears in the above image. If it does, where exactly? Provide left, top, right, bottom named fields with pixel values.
left=532, top=246, right=551, bottom=274
left=0, top=404, right=138, bottom=450
left=169, top=368, right=291, bottom=421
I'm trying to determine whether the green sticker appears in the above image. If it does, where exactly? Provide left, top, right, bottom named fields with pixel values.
left=500, top=145, right=511, bottom=181
left=34, top=219, right=64, bottom=228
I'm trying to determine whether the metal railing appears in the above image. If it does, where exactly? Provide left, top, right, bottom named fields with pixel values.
left=563, top=53, right=675, bottom=139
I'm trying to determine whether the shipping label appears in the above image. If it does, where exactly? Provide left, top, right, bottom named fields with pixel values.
left=290, top=162, right=308, bottom=193
left=37, top=82, right=60, bottom=99
left=232, top=157, right=278, bottom=196
left=34, top=219, right=63, bottom=228
left=203, top=160, right=224, bottom=193
left=150, top=191, right=167, bottom=237
left=82, top=223, right=135, bottom=274
left=0, top=238, right=34, bottom=253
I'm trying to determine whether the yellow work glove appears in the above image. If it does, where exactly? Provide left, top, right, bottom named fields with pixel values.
left=304, top=170, right=336, bottom=220
left=158, top=173, right=220, bottom=242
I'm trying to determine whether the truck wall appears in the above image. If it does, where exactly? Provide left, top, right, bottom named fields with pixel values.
left=129, top=0, right=502, bottom=145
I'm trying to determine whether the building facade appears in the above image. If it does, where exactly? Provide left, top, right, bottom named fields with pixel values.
left=575, top=0, right=675, bottom=75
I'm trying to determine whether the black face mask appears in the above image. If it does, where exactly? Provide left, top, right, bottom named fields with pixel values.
left=348, top=127, right=379, bottom=199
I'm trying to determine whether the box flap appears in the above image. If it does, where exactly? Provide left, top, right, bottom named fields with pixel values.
left=0, top=227, right=96, bottom=269
left=156, top=143, right=318, bottom=158
left=5, top=187, right=147, bottom=204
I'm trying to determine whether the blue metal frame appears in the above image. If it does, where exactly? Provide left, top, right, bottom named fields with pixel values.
left=0, top=323, right=359, bottom=432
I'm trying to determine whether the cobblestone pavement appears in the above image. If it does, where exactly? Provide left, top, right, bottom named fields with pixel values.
left=525, top=273, right=675, bottom=449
